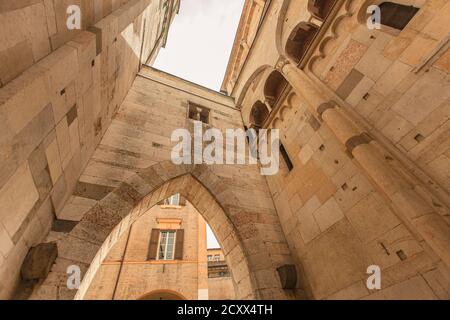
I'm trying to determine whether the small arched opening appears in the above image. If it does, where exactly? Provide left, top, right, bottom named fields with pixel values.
left=285, top=22, right=319, bottom=64
left=307, top=0, right=337, bottom=21
left=138, top=289, right=187, bottom=300
left=264, top=71, right=289, bottom=109
left=249, top=101, right=270, bottom=129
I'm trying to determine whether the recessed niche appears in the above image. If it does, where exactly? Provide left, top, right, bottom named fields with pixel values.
left=414, top=133, right=425, bottom=143
left=396, top=250, right=407, bottom=261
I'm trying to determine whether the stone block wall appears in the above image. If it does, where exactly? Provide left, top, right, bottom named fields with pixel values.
left=0, top=0, right=175, bottom=298
left=265, top=91, right=448, bottom=299
left=208, top=277, right=236, bottom=300
left=23, top=66, right=295, bottom=300
left=233, top=0, right=450, bottom=300
left=310, top=0, right=450, bottom=200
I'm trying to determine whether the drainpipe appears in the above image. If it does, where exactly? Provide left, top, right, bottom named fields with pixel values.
left=111, top=224, right=134, bottom=300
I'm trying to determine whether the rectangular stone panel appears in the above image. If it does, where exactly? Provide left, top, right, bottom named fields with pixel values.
left=336, top=69, right=364, bottom=100
left=0, top=162, right=39, bottom=237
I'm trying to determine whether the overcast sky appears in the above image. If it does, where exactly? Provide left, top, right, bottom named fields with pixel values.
left=154, top=0, right=244, bottom=248
left=154, top=0, right=245, bottom=91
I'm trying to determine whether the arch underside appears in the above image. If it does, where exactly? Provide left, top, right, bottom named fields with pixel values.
left=29, top=161, right=294, bottom=300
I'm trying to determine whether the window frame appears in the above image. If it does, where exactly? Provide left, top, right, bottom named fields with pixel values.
left=157, top=230, right=177, bottom=261
left=187, top=101, right=211, bottom=124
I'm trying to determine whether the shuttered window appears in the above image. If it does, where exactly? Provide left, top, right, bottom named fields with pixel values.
left=148, top=229, right=160, bottom=260
left=174, top=229, right=184, bottom=260
left=148, top=229, right=184, bottom=261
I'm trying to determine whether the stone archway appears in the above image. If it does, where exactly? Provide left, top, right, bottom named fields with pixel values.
left=30, top=160, right=294, bottom=300
left=138, top=289, right=187, bottom=300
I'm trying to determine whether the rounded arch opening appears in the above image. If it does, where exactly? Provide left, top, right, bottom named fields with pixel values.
left=235, top=65, right=271, bottom=108
left=249, top=101, right=270, bottom=129
left=307, top=0, right=337, bottom=21
left=357, top=0, right=420, bottom=31
left=264, top=70, right=289, bottom=109
left=138, top=289, right=187, bottom=300
left=285, top=22, right=319, bottom=64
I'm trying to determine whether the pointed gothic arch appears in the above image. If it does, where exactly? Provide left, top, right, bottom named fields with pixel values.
left=29, top=160, right=292, bottom=300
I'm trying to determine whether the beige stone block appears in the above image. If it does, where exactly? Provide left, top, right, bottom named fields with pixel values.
left=392, top=68, right=450, bottom=125
left=0, top=223, right=14, bottom=258
left=67, top=31, right=97, bottom=95
left=0, top=163, right=39, bottom=236
left=345, top=76, right=375, bottom=106
left=366, top=224, right=423, bottom=269
left=38, top=45, right=78, bottom=95
left=43, top=0, right=57, bottom=36
left=0, top=40, right=34, bottom=86
left=363, top=275, right=437, bottom=300
left=0, top=65, right=51, bottom=135
left=355, top=48, right=393, bottom=82
left=298, top=144, right=314, bottom=165
left=313, top=197, right=344, bottom=232
left=433, top=47, right=450, bottom=74
left=422, top=2, right=450, bottom=40
left=303, top=220, right=372, bottom=299
left=69, top=118, right=81, bottom=154
left=373, top=60, right=412, bottom=96
left=326, top=281, right=369, bottom=300
left=382, top=114, right=414, bottom=143
left=296, top=196, right=321, bottom=243
left=421, top=264, right=450, bottom=299
left=21, top=3, right=51, bottom=61
left=399, top=34, right=437, bottom=67
left=382, top=28, right=418, bottom=61
left=346, top=193, right=400, bottom=243
left=45, top=137, right=63, bottom=184
left=55, top=117, right=71, bottom=168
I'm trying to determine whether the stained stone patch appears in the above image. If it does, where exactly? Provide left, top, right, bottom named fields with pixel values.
left=74, top=181, right=115, bottom=201
left=21, top=242, right=58, bottom=281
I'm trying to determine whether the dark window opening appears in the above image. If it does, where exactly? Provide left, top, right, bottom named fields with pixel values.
left=307, top=0, right=337, bottom=20
left=188, top=102, right=210, bottom=124
left=378, top=2, right=419, bottom=30
left=264, top=71, right=289, bottom=108
left=249, top=101, right=270, bottom=129
left=280, top=144, right=294, bottom=172
left=286, top=22, right=319, bottom=64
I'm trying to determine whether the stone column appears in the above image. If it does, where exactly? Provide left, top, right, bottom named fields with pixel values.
left=277, top=58, right=450, bottom=268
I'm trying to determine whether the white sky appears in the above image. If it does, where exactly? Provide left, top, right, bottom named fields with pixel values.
left=153, top=0, right=245, bottom=91
left=154, top=0, right=245, bottom=248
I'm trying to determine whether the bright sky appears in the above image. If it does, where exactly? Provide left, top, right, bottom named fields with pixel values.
left=155, top=0, right=245, bottom=248
left=153, top=0, right=245, bottom=91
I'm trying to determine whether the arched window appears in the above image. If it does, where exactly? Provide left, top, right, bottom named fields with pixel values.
left=308, top=0, right=337, bottom=20
left=264, top=71, right=288, bottom=108
left=377, top=2, right=419, bottom=30
left=249, top=101, right=270, bottom=129
left=285, top=22, right=319, bottom=64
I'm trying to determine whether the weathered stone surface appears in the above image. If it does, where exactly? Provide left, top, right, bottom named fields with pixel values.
left=20, top=242, right=57, bottom=280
